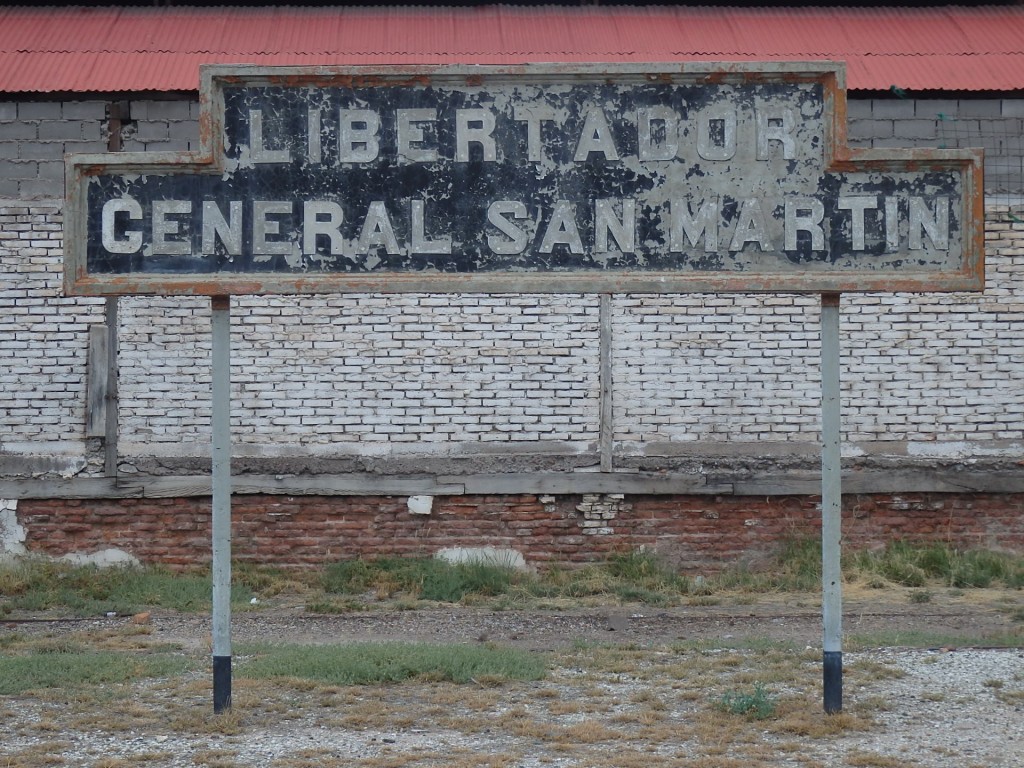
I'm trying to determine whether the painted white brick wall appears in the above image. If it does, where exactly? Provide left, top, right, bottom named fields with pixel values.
left=117, top=293, right=601, bottom=456
left=612, top=294, right=821, bottom=446
left=2, top=201, right=1022, bottom=467
left=613, top=211, right=1024, bottom=455
left=0, top=203, right=104, bottom=459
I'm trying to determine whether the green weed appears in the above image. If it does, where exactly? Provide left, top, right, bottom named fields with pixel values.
left=847, top=627, right=1024, bottom=650
left=4, top=541, right=1023, bottom=617
left=716, top=683, right=777, bottom=720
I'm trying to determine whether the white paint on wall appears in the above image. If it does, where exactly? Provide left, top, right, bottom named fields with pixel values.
left=435, top=546, right=528, bottom=570
left=60, top=548, right=141, bottom=568
left=0, top=499, right=27, bottom=559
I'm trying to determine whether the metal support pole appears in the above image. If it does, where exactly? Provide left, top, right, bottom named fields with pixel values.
left=210, top=295, right=232, bottom=713
left=820, top=293, right=843, bottom=714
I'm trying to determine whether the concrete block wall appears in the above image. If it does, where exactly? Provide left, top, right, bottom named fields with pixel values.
left=846, top=97, right=1024, bottom=193
left=0, top=101, right=107, bottom=198
left=119, top=99, right=201, bottom=153
left=0, top=98, right=199, bottom=199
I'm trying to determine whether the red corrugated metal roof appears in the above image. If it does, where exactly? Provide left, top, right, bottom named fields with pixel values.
left=1, top=5, right=1023, bottom=93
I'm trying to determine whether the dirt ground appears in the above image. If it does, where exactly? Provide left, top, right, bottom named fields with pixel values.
left=165, top=585, right=1024, bottom=652
left=6, top=584, right=1019, bottom=652
left=3, top=587, right=1024, bottom=768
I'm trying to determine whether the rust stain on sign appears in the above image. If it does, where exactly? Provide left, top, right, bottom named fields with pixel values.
left=64, top=62, right=984, bottom=297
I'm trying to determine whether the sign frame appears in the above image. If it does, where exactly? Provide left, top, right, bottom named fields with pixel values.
left=64, top=62, right=983, bottom=297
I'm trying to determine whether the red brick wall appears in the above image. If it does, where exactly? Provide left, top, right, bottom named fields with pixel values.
left=15, top=492, right=1024, bottom=571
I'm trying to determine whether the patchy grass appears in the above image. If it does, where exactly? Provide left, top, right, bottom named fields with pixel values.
left=5, top=542, right=1024, bottom=617
left=847, top=626, right=1024, bottom=651
left=848, top=541, right=1024, bottom=589
left=0, top=622, right=1013, bottom=767
left=0, top=559, right=255, bottom=617
left=237, top=641, right=546, bottom=686
left=0, top=644, right=193, bottom=695
left=322, top=556, right=520, bottom=602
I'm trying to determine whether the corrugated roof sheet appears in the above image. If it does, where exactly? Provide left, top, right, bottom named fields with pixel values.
left=1, top=5, right=1023, bottom=93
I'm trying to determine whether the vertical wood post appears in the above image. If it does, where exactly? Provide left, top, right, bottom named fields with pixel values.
left=599, top=293, right=614, bottom=473
left=104, top=298, right=119, bottom=476
left=85, top=324, right=108, bottom=439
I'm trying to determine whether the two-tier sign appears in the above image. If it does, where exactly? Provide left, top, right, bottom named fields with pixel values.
left=64, top=63, right=984, bottom=716
left=66, top=63, right=982, bottom=296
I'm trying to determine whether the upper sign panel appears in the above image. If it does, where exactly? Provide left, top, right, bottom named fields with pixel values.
left=65, top=63, right=983, bottom=296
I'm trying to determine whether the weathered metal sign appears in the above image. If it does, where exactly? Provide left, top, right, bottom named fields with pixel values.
left=64, top=63, right=983, bottom=296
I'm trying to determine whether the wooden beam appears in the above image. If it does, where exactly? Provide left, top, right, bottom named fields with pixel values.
left=1, top=469, right=1021, bottom=501
left=448, top=472, right=733, bottom=495
left=114, top=474, right=468, bottom=499
left=0, top=477, right=129, bottom=500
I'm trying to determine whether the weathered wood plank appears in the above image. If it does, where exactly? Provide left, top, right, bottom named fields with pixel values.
left=103, top=298, right=119, bottom=476
left=733, top=476, right=823, bottom=495
left=599, top=293, right=613, bottom=473
left=0, top=477, right=130, bottom=499
left=451, top=473, right=734, bottom=495
left=116, top=474, right=467, bottom=498
left=736, top=470, right=1024, bottom=495
left=1, top=469, right=1021, bottom=501
left=119, top=476, right=212, bottom=498
left=843, top=469, right=1024, bottom=494
left=234, top=475, right=466, bottom=497
left=85, top=324, right=108, bottom=438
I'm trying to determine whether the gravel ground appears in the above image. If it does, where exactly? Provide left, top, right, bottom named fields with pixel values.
left=3, top=595, right=1024, bottom=767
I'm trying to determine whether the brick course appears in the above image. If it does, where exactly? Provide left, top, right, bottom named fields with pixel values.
left=14, top=492, right=1024, bottom=570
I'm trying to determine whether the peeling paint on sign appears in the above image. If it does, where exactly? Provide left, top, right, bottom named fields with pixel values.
left=64, top=63, right=983, bottom=296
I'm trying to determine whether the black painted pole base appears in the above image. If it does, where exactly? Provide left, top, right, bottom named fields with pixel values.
left=823, top=650, right=843, bottom=714
left=213, top=655, right=232, bottom=714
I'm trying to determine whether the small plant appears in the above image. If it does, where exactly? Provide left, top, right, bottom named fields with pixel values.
left=716, top=683, right=777, bottom=720
left=909, top=589, right=933, bottom=604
